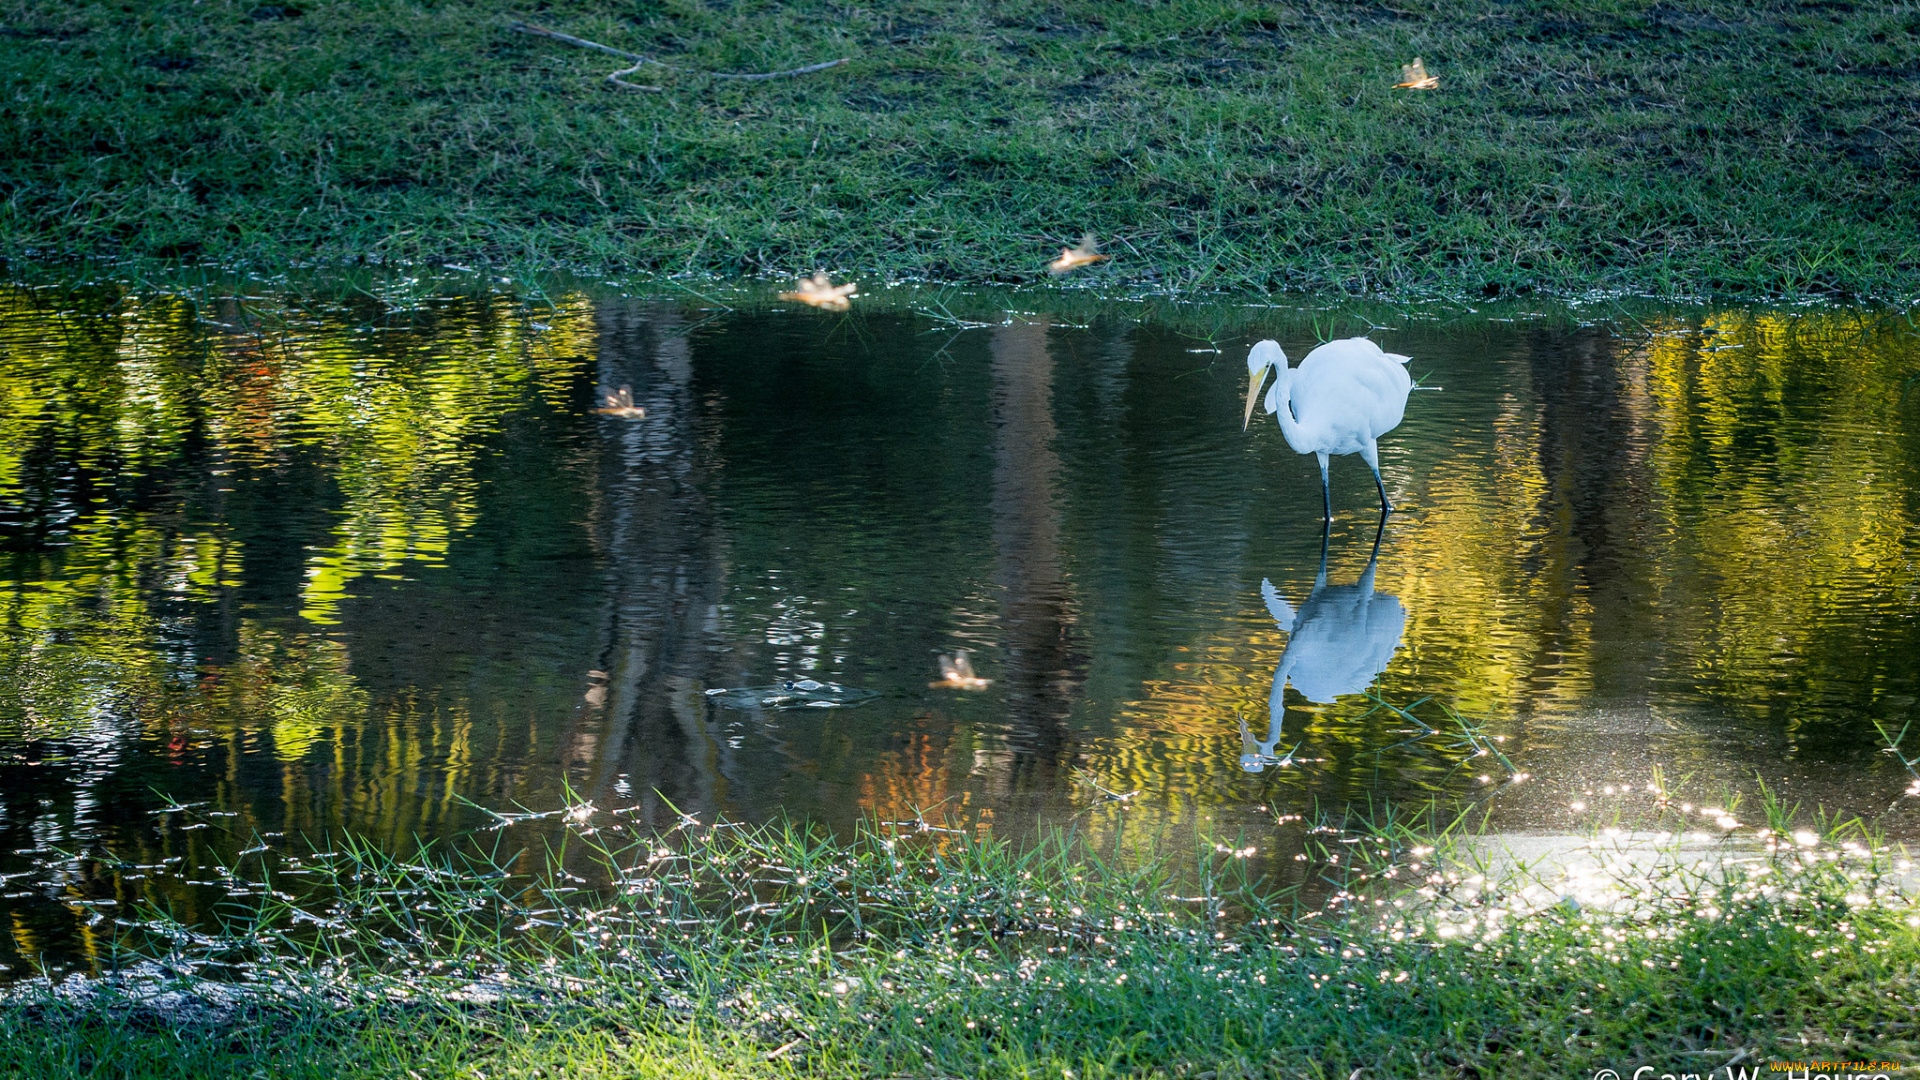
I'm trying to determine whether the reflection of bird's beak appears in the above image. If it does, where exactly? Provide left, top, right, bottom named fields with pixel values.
left=1243, top=368, right=1268, bottom=431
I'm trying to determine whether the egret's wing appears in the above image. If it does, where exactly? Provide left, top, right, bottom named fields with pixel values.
left=938, top=654, right=959, bottom=680
left=1261, top=577, right=1296, bottom=632
left=1291, top=337, right=1413, bottom=440
left=952, top=650, right=976, bottom=679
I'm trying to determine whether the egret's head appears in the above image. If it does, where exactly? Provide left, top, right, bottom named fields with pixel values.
left=1243, top=339, right=1286, bottom=430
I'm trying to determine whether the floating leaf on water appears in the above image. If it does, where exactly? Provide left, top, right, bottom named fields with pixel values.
left=591, top=385, right=646, bottom=419
left=705, top=681, right=880, bottom=711
left=778, top=273, right=858, bottom=311
left=931, top=649, right=991, bottom=690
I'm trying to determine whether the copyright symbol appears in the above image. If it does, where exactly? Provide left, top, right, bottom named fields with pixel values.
left=1594, top=1072, right=1620, bottom=1080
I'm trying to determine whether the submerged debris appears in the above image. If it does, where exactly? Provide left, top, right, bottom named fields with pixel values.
left=703, top=679, right=879, bottom=710
left=1, top=962, right=311, bottom=1027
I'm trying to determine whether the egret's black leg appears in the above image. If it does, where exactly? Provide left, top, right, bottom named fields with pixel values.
left=1361, top=442, right=1393, bottom=514
left=1372, top=464, right=1393, bottom=514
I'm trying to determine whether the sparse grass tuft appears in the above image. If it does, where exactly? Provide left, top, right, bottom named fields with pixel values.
left=2, top=797, right=1916, bottom=1078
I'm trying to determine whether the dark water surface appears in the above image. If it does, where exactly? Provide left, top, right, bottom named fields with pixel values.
left=2, top=280, right=1918, bottom=974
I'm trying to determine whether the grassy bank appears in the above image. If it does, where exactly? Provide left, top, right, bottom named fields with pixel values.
left=1, top=0, right=1917, bottom=299
left=3, top=802, right=1917, bottom=1079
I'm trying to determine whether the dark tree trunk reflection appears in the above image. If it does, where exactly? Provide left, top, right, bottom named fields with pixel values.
left=987, top=321, right=1087, bottom=796
left=1524, top=328, right=1664, bottom=723
left=566, top=303, right=730, bottom=821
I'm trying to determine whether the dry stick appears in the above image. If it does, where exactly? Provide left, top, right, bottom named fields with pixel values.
left=509, top=22, right=849, bottom=86
left=605, top=59, right=662, bottom=93
left=705, top=56, right=849, bottom=81
left=510, top=21, right=647, bottom=62
left=509, top=22, right=662, bottom=91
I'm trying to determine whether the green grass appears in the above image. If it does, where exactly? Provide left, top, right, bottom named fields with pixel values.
left=3, top=795, right=1917, bottom=1079
left=1, top=0, right=1917, bottom=299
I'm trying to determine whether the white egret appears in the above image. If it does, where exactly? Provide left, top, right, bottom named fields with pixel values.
left=1242, top=337, right=1413, bottom=519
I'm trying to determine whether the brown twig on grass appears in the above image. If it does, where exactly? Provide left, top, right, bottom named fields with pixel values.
left=509, top=21, right=849, bottom=87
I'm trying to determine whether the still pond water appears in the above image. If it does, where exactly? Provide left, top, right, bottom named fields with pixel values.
left=1, top=278, right=1918, bottom=973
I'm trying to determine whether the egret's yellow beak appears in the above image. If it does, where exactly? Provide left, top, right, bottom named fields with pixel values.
left=1242, top=368, right=1268, bottom=431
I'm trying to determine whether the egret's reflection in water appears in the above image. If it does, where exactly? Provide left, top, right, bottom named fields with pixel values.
left=1241, top=520, right=1406, bottom=771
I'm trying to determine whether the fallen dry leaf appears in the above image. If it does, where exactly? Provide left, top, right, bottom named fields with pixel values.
left=1394, top=57, right=1439, bottom=90
left=1048, top=233, right=1111, bottom=274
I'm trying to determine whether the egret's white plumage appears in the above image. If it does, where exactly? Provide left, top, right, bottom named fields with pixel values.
left=1242, top=336, right=1413, bottom=518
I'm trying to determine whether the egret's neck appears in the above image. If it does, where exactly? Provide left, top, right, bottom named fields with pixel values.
left=1268, top=362, right=1311, bottom=453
